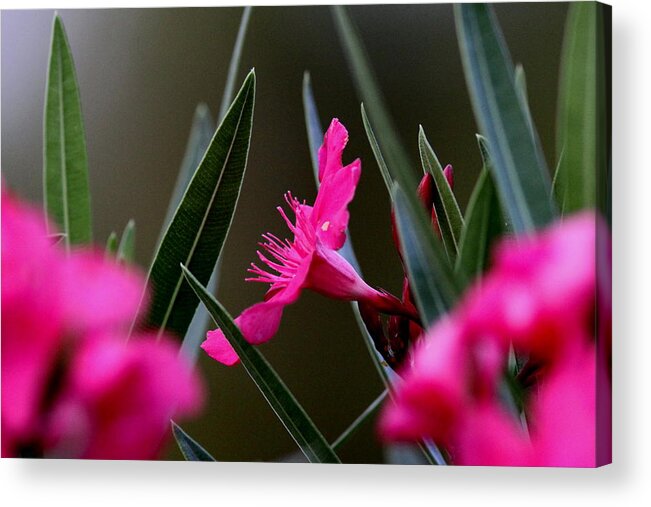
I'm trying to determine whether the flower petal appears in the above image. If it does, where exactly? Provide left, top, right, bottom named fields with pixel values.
left=317, top=118, right=348, bottom=183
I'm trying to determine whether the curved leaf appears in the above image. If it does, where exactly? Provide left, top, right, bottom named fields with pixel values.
left=181, top=265, right=341, bottom=464
left=43, top=15, right=92, bottom=248
left=140, top=70, right=255, bottom=340
left=455, top=3, right=555, bottom=234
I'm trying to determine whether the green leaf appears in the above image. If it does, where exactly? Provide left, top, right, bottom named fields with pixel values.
left=117, top=219, right=135, bottom=264
left=392, top=183, right=460, bottom=327
left=140, top=70, right=255, bottom=340
left=332, top=5, right=413, bottom=183
left=178, top=8, right=253, bottom=362
left=332, top=390, right=387, bottom=451
left=418, top=127, right=464, bottom=260
left=360, top=103, right=393, bottom=194
left=105, top=231, right=118, bottom=258
left=554, top=2, right=606, bottom=214
left=455, top=3, right=555, bottom=234
left=302, top=75, right=393, bottom=386
left=171, top=421, right=216, bottom=461
left=454, top=168, right=503, bottom=286
left=181, top=265, right=341, bottom=464
left=43, top=15, right=92, bottom=248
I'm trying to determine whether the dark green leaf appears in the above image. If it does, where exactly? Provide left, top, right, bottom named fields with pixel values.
left=454, top=168, right=503, bottom=286
left=117, top=219, right=135, bottom=264
left=418, top=127, right=464, bottom=260
left=43, top=15, right=92, bottom=248
left=332, top=5, right=413, bottom=183
left=392, top=183, right=460, bottom=327
left=140, top=71, right=255, bottom=340
left=455, top=3, right=555, bottom=233
left=171, top=421, right=216, bottom=461
left=181, top=265, right=341, bottom=464
left=179, top=7, right=253, bottom=362
left=554, top=2, right=607, bottom=214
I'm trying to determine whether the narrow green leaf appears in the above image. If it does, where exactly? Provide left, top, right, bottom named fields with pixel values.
left=554, top=2, right=606, bottom=214
left=179, top=7, right=253, bottom=362
left=43, top=15, right=92, bottom=248
left=181, top=265, right=341, bottom=464
left=418, top=127, right=464, bottom=260
left=117, top=219, right=135, bottom=264
left=302, top=76, right=392, bottom=386
left=455, top=3, right=555, bottom=234
left=454, top=168, right=503, bottom=286
left=332, top=390, right=388, bottom=451
left=360, top=103, right=393, bottom=194
left=105, top=231, right=118, bottom=258
left=171, top=421, right=216, bottom=461
left=332, top=5, right=413, bottom=183
left=392, top=183, right=460, bottom=327
left=140, top=71, right=256, bottom=340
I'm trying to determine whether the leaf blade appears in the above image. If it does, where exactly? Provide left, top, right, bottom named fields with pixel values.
left=360, top=103, right=393, bottom=194
left=554, top=2, right=606, bottom=214
left=455, top=3, right=555, bottom=234
left=454, top=168, right=503, bottom=286
left=181, top=265, right=341, bottom=464
left=171, top=421, right=216, bottom=462
left=141, top=70, right=256, bottom=340
left=43, top=15, right=92, bottom=248
left=392, top=183, right=460, bottom=327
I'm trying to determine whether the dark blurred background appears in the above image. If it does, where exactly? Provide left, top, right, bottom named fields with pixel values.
left=1, top=3, right=568, bottom=463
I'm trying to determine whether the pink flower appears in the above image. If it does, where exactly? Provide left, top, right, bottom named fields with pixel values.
left=379, top=212, right=611, bottom=467
left=1, top=188, right=204, bottom=459
left=203, top=119, right=415, bottom=366
left=463, top=213, right=599, bottom=362
left=45, top=335, right=202, bottom=459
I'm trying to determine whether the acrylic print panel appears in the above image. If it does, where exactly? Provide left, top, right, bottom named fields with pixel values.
left=1, top=2, right=611, bottom=466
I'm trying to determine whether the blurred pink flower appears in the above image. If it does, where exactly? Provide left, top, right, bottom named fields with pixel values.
left=203, top=119, right=415, bottom=366
left=1, top=188, right=204, bottom=459
left=379, top=212, right=611, bottom=467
